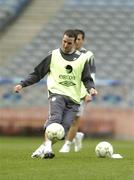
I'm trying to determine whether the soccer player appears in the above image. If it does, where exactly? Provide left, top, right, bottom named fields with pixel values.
left=14, top=29, right=97, bottom=159
left=59, top=29, right=96, bottom=153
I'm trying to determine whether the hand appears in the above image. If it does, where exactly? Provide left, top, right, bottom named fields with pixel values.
left=84, top=94, right=92, bottom=103
left=14, top=84, right=22, bottom=93
left=89, top=88, right=98, bottom=96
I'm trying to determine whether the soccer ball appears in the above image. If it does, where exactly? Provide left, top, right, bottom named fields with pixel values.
left=95, top=141, right=113, bottom=158
left=46, top=123, right=65, bottom=140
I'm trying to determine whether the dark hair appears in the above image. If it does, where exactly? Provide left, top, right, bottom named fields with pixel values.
left=74, top=29, right=85, bottom=40
left=63, top=29, right=77, bottom=41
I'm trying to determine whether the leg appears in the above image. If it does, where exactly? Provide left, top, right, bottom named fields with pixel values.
left=66, top=118, right=79, bottom=141
left=31, top=142, right=46, bottom=158
left=60, top=101, right=85, bottom=153
left=42, top=133, right=55, bottom=159
left=43, top=95, right=66, bottom=158
left=31, top=95, right=65, bottom=159
left=59, top=117, right=84, bottom=152
left=72, top=100, right=85, bottom=152
left=59, top=102, right=81, bottom=153
left=31, top=131, right=55, bottom=159
left=59, top=117, right=79, bottom=153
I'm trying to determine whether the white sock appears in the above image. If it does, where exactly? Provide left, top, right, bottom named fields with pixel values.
left=65, top=140, right=72, bottom=146
left=45, top=140, right=52, bottom=152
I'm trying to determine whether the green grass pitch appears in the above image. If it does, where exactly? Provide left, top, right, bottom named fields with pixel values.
left=0, top=136, right=134, bottom=180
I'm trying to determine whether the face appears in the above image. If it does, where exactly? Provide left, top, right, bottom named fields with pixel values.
left=61, top=34, right=75, bottom=54
left=75, top=34, right=84, bottom=50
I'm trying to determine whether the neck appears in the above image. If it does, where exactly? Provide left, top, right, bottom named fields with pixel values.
left=60, top=48, right=75, bottom=54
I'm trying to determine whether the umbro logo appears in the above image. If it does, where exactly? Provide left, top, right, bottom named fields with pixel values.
left=59, top=81, right=76, bottom=87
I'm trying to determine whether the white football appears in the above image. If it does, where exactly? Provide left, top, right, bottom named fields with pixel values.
left=46, top=123, right=65, bottom=140
left=95, top=141, right=113, bottom=158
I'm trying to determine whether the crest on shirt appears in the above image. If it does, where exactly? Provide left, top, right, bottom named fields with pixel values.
left=65, top=65, right=73, bottom=74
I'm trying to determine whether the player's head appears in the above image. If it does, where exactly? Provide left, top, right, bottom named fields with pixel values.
left=74, top=29, right=85, bottom=50
left=61, top=29, right=77, bottom=54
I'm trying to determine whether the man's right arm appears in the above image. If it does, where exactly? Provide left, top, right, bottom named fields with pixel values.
left=14, top=54, right=52, bottom=93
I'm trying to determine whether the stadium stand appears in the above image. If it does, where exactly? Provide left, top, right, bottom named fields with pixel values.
left=0, top=0, right=31, bottom=31
left=0, top=0, right=64, bottom=65
left=0, top=0, right=134, bottom=108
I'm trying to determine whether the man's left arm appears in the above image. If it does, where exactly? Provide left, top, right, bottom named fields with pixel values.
left=81, top=61, right=97, bottom=96
left=89, top=55, right=96, bottom=82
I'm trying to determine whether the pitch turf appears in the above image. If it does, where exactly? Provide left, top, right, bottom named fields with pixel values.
left=0, top=136, right=134, bottom=180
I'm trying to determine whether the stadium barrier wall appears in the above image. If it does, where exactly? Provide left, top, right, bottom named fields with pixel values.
left=0, top=107, right=134, bottom=139
left=80, top=106, right=134, bottom=140
left=0, top=108, right=48, bottom=136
